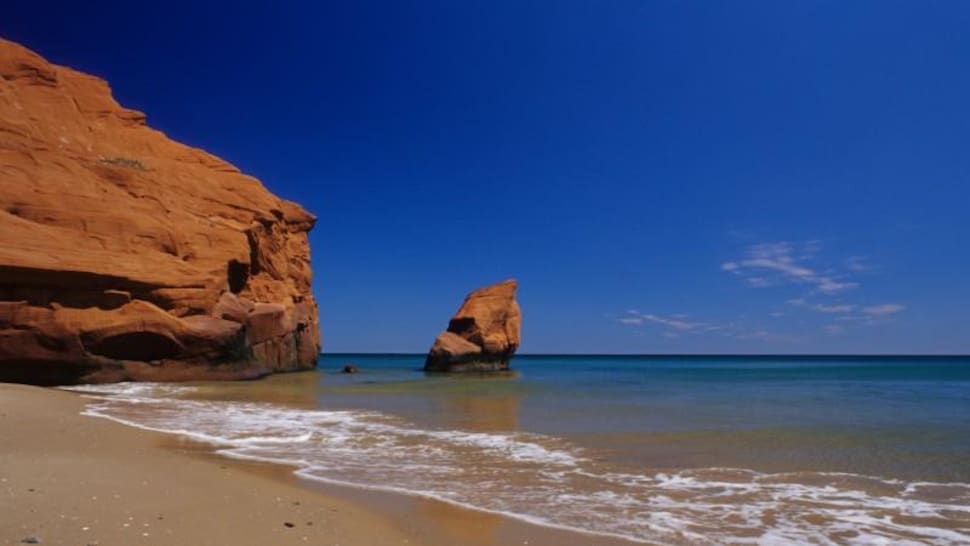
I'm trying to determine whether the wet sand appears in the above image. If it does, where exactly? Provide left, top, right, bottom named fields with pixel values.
left=0, top=384, right=637, bottom=546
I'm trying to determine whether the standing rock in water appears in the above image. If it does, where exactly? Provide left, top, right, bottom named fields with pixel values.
left=0, top=39, right=320, bottom=385
left=425, top=280, right=521, bottom=372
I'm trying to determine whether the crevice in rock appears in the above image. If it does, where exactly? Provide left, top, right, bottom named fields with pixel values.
left=227, top=259, right=249, bottom=294
left=85, top=331, right=181, bottom=362
left=246, top=228, right=262, bottom=275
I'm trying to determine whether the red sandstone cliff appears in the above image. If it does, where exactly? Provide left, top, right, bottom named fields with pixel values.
left=0, top=39, right=320, bottom=384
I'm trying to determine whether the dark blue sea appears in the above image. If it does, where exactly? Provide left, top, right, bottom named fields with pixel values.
left=69, top=355, right=970, bottom=544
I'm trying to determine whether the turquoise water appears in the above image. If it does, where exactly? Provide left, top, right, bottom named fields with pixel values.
left=317, top=354, right=970, bottom=482
left=70, top=354, right=970, bottom=544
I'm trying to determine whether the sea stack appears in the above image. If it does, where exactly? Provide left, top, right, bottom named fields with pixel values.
left=424, top=279, right=521, bottom=372
left=0, top=39, right=320, bottom=385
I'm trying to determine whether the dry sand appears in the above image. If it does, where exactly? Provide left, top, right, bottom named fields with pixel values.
left=0, top=383, right=422, bottom=546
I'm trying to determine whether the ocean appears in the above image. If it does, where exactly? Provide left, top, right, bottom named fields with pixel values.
left=67, top=354, right=970, bottom=545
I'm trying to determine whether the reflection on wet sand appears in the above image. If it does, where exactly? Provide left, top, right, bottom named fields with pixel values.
left=415, top=498, right=507, bottom=546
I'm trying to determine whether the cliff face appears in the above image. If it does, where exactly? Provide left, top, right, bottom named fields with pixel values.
left=0, top=39, right=320, bottom=385
left=425, top=280, right=521, bottom=372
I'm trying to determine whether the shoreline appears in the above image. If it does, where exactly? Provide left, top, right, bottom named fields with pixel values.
left=0, top=383, right=421, bottom=546
left=0, top=383, right=637, bottom=546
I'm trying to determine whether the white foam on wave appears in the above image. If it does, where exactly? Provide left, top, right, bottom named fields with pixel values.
left=289, top=466, right=666, bottom=546
left=68, top=383, right=970, bottom=546
left=65, top=382, right=198, bottom=397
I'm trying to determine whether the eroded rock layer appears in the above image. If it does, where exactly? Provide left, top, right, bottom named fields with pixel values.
left=425, top=280, right=521, bottom=372
left=0, top=39, right=320, bottom=384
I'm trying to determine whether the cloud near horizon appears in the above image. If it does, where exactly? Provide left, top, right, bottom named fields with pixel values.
left=618, top=312, right=716, bottom=332
left=787, top=298, right=856, bottom=313
left=726, top=241, right=906, bottom=329
left=861, top=303, right=906, bottom=317
left=722, top=242, right=858, bottom=294
left=787, top=298, right=906, bottom=323
left=618, top=241, right=906, bottom=345
left=618, top=310, right=793, bottom=343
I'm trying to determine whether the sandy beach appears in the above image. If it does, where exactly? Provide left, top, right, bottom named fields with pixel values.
left=0, top=383, right=428, bottom=546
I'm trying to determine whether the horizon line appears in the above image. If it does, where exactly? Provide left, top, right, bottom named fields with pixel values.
left=320, top=352, right=970, bottom=358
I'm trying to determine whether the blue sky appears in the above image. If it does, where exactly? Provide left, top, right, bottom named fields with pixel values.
left=5, top=2, right=969, bottom=353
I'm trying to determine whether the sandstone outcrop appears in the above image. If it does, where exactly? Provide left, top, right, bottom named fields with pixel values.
left=425, top=280, right=521, bottom=372
left=0, top=39, right=320, bottom=384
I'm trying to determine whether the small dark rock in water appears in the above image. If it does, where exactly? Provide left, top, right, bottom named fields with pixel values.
left=283, top=522, right=295, bottom=528
left=341, top=364, right=359, bottom=374
left=21, top=537, right=41, bottom=544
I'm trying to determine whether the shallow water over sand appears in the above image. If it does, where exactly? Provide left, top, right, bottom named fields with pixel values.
left=68, top=355, right=970, bottom=544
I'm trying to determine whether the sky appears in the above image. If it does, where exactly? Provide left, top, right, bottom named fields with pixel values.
left=4, top=1, right=969, bottom=354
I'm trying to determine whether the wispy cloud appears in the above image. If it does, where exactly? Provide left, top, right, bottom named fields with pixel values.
left=787, top=298, right=856, bottom=313
left=788, top=297, right=906, bottom=332
left=617, top=310, right=792, bottom=343
left=620, top=240, right=902, bottom=345
left=844, top=256, right=874, bottom=272
left=831, top=303, right=907, bottom=326
left=861, top=304, right=906, bottom=317
left=722, top=242, right=857, bottom=294
left=617, top=312, right=715, bottom=332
